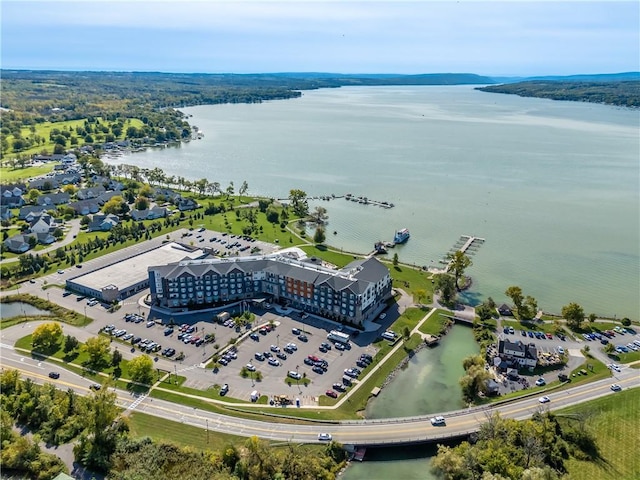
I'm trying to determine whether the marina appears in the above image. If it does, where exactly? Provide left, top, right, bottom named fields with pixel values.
left=436, top=235, right=485, bottom=268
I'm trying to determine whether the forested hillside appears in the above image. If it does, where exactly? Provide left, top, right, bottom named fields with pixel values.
left=477, top=80, right=640, bottom=107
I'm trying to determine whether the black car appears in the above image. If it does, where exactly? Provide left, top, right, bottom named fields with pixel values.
left=276, top=352, right=287, bottom=360
left=304, top=358, right=314, bottom=366
left=48, top=371, right=60, bottom=379
left=312, top=366, right=325, bottom=374
left=250, top=333, right=260, bottom=341
left=298, top=334, right=308, bottom=342
left=356, top=360, right=368, bottom=368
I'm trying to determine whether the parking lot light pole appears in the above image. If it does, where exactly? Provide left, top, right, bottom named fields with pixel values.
left=84, top=306, right=87, bottom=321
left=277, top=334, right=279, bottom=347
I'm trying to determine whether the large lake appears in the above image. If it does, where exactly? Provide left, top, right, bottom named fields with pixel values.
left=106, top=86, right=640, bottom=319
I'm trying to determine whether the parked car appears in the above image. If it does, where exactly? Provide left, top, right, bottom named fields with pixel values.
left=312, top=366, right=324, bottom=374
left=276, top=352, right=287, bottom=360
left=220, top=384, right=229, bottom=396
left=255, top=352, right=265, bottom=361
left=288, top=371, right=302, bottom=380
left=325, top=390, right=338, bottom=399
left=246, top=363, right=256, bottom=372
left=268, top=358, right=281, bottom=367
left=298, top=334, right=308, bottom=342
left=535, top=378, right=546, bottom=386
left=292, top=328, right=301, bottom=335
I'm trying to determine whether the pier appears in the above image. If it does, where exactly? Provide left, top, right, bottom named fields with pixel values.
left=431, top=235, right=486, bottom=272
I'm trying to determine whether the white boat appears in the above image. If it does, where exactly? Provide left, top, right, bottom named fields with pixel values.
left=393, top=228, right=410, bottom=244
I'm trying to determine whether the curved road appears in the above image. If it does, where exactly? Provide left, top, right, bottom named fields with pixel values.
left=3, top=348, right=638, bottom=446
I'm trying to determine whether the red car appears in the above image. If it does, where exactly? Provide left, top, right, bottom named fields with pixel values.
left=326, top=390, right=338, bottom=399
left=308, top=355, right=320, bottom=362
left=545, top=333, right=553, bottom=339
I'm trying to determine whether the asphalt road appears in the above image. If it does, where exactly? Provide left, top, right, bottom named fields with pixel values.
left=5, top=349, right=638, bottom=446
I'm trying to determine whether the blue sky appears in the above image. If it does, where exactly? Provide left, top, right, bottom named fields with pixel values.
left=2, top=1, right=638, bottom=76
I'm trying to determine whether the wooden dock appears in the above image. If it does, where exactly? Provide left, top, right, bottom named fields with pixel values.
left=438, top=235, right=486, bottom=270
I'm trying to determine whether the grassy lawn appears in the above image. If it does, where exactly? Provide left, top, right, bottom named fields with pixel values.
left=561, top=388, right=639, bottom=480
left=606, top=350, right=640, bottom=365
left=0, top=163, right=57, bottom=182
left=127, top=410, right=247, bottom=451
left=388, top=306, right=431, bottom=336
left=418, top=308, right=453, bottom=336
left=299, top=245, right=356, bottom=268
left=501, top=318, right=564, bottom=335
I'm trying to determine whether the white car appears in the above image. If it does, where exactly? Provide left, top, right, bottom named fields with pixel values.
left=268, top=358, right=280, bottom=367
left=538, top=396, right=551, bottom=404
left=288, top=371, right=302, bottom=380
left=318, top=433, right=332, bottom=441
left=535, top=378, right=546, bottom=387
left=557, top=346, right=565, bottom=355
left=430, top=416, right=446, bottom=426
left=610, top=384, right=622, bottom=392
left=246, top=363, right=256, bottom=372
left=286, top=342, right=298, bottom=351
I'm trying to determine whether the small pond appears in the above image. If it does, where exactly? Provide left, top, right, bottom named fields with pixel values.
left=1, top=302, right=53, bottom=318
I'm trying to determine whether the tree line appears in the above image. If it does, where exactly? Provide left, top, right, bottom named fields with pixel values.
left=1, top=369, right=347, bottom=479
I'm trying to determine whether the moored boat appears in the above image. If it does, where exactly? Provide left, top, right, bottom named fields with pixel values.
left=393, top=228, right=410, bottom=244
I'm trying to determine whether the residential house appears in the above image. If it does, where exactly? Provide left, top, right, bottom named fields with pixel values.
left=0, top=206, right=13, bottom=221
left=131, top=206, right=167, bottom=221
left=77, top=186, right=106, bottom=200
left=28, top=177, right=58, bottom=190
left=97, top=190, right=123, bottom=206
left=18, top=206, right=50, bottom=221
left=51, top=171, right=81, bottom=186
left=29, top=214, right=56, bottom=235
left=32, top=154, right=66, bottom=163
left=154, top=188, right=179, bottom=201
left=0, top=184, right=25, bottom=207
left=177, top=197, right=198, bottom=211
left=36, top=192, right=70, bottom=207
left=497, top=339, right=538, bottom=370
left=92, top=175, right=124, bottom=191
left=3, top=234, right=32, bottom=253
left=69, top=200, right=100, bottom=216
left=34, top=231, right=56, bottom=245
left=87, top=213, right=119, bottom=232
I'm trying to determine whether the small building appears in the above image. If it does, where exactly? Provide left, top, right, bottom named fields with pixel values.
left=131, top=206, right=167, bottom=221
left=29, top=214, right=56, bottom=234
left=177, top=197, right=198, bottom=211
left=36, top=192, right=70, bottom=206
left=3, top=234, right=32, bottom=253
left=497, top=304, right=513, bottom=316
left=19, top=205, right=50, bottom=221
left=77, top=185, right=106, bottom=200
left=69, top=200, right=100, bottom=216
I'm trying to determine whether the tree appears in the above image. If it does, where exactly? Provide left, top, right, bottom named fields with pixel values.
left=127, top=355, right=154, bottom=385
left=392, top=253, right=399, bottom=267
left=288, top=189, right=308, bottom=217
left=476, top=303, right=493, bottom=322
left=562, top=302, right=585, bottom=330
left=505, top=286, right=524, bottom=317
left=588, top=313, right=597, bottom=323
left=63, top=335, right=79, bottom=353
left=446, top=251, right=472, bottom=291
left=621, top=317, right=631, bottom=327
left=265, top=206, right=279, bottom=224
left=434, top=274, right=457, bottom=305
left=102, top=195, right=127, bottom=215
left=111, top=349, right=123, bottom=368
left=308, top=206, right=328, bottom=225
left=239, top=180, right=249, bottom=198
left=313, top=226, right=326, bottom=244
left=27, top=189, right=41, bottom=204
left=83, top=336, right=111, bottom=369
left=32, top=322, right=63, bottom=353
left=225, top=181, right=235, bottom=199
left=134, top=196, right=149, bottom=211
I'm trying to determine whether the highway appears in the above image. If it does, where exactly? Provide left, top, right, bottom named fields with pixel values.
left=4, top=348, right=638, bottom=446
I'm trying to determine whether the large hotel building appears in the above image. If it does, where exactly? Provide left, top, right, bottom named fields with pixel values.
left=148, top=252, right=392, bottom=326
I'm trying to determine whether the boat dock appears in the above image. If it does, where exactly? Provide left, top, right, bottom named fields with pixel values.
left=344, top=193, right=394, bottom=209
left=432, top=235, right=486, bottom=271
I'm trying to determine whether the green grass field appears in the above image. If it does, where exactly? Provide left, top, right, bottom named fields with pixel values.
left=3, top=117, right=145, bottom=157
left=561, top=387, right=639, bottom=480
left=127, top=411, right=247, bottom=451
left=0, top=163, right=58, bottom=182
left=418, top=308, right=453, bottom=336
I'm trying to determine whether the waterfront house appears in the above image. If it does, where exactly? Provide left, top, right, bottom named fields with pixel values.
left=96, top=190, right=123, bottom=205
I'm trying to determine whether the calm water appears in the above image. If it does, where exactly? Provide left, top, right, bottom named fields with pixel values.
left=0, top=302, right=52, bottom=318
left=105, top=86, right=640, bottom=319
left=365, top=326, right=478, bottom=419
left=340, top=326, right=478, bottom=480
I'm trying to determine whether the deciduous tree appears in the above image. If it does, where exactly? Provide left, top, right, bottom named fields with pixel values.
left=32, top=322, right=63, bottom=353
left=561, top=303, right=585, bottom=330
left=446, top=251, right=472, bottom=291
left=127, top=355, right=154, bottom=385
left=83, top=336, right=110, bottom=369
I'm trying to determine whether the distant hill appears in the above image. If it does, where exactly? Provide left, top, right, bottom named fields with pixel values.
left=476, top=77, right=640, bottom=108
